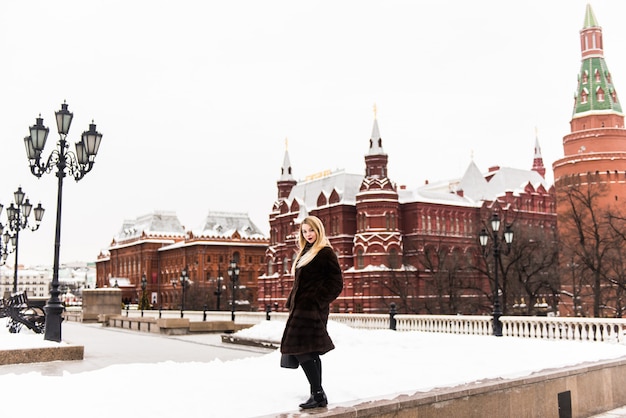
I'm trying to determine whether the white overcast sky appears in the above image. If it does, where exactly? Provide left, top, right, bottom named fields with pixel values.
left=0, top=0, right=624, bottom=266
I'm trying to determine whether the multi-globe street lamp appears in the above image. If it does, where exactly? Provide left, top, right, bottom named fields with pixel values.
left=0, top=206, right=14, bottom=266
left=227, top=260, right=239, bottom=321
left=5, top=186, right=45, bottom=293
left=180, top=267, right=189, bottom=318
left=23, top=101, right=103, bottom=342
left=479, top=213, right=514, bottom=337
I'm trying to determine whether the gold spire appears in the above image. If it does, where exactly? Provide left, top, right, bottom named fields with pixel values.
left=373, top=103, right=377, bottom=119
left=285, top=137, right=288, bottom=150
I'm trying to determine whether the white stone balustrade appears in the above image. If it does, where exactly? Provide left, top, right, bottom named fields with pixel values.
left=118, top=309, right=626, bottom=343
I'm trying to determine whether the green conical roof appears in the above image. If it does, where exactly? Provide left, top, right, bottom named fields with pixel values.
left=573, top=5, right=623, bottom=117
left=582, top=3, right=598, bottom=28
left=573, top=58, right=622, bottom=116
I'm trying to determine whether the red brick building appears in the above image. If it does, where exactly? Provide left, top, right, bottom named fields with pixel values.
left=259, top=116, right=556, bottom=314
left=96, top=211, right=268, bottom=310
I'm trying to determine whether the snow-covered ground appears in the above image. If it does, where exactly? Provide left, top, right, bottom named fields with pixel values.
left=1, top=318, right=626, bottom=417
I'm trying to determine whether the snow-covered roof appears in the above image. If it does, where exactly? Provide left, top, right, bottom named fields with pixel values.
left=191, top=211, right=266, bottom=239
left=399, top=162, right=551, bottom=206
left=286, top=169, right=363, bottom=213
left=114, top=211, right=185, bottom=242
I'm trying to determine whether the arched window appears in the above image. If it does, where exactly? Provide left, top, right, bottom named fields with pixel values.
left=389, top=248, right=399, bottom=269
left=357, top=249, right=364, bottom=269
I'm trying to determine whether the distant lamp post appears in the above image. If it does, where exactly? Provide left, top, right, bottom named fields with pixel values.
left=180, top=266, right=189, bottom=318
left=214, top=266, right=223, bottom=311
left=227, top=260, right=239, bottom=321
left=5, top=186, right=45, bottom=293
left=140, top=274, right=147, bottom=317
left=0, top=206, right=14, bottom=266
left=479, top=213, right=513, bottom=337
left=23, top=101, right=103, bottom=342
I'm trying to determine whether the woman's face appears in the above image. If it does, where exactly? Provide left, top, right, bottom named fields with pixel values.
left=302, top=223, right=317, bottom=244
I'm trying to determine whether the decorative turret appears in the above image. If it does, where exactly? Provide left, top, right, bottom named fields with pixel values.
left=570, top=3, right=624, bottom=132
left=354, top=107, right=402, bottom=269
left=554, top=4, right=626, bottom=190
left=364, top=105, right=388, bottom=179
left=277, top=138, right=297, bottom=200
left=531, top=130, right=546, bottom=178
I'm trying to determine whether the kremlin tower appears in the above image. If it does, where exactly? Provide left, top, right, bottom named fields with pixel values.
left=553, top=4, right=626, bottom=317
left=553, top=4, right=626, bottom=207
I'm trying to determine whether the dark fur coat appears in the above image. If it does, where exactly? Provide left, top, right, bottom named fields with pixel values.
left=280, top=246, right=343, bottom=355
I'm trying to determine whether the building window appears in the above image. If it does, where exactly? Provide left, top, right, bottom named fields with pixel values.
left=389, top=249, right=399, bottom=269
left=357, top=249, right=364, bottom=269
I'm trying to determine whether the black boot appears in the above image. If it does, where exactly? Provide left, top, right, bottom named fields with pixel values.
left=299, top=390, right=328, bottom=409
left=299, top=359, right=328, bottom=409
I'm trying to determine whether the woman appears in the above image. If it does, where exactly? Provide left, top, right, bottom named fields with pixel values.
left=280, top=215, right=344, bottom=409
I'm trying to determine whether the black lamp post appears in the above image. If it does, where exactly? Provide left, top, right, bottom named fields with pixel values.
left=215, top=266, right=222, bottom=311
left=140, top=274, right=147, bottom=317
left=0, top=206, right=14, bottom=266
left=180, top=266, right=188, bottom=318
left=23, top=101, right=103, bottom=342
left=479, top=213, right=514, bottom=337
left=5, top=186, right=45, bottom=294
left=227, top=260, right=239, bottom=321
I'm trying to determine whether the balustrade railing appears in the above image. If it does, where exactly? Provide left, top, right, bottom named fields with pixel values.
left=501, top=316, right=626, bottom=343
left=116, top=309, right=626, bottom=343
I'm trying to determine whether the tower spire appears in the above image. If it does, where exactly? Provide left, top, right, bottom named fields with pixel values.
left=532, top=127, right=546, bottom=178
left=571, top=3, right=623, bottom=128
left=367, top=103, right=385, bottom=156
left=277, top=137, right=296, bottom=200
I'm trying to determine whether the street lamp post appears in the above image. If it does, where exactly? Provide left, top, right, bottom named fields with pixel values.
left=141, top=274, right=147, bottom=317
left=227, top=260, right=239, bottom=321
left=215, top=266, right=222, bottom=311
left=23, top=101, right=103, bottom=342
left=180, top=267, right=188, bottom=318
left=479, top=213, right=514, bottom=337
left=0, top=206, right=15, bottom=267
left=5, top=186, right=45, bottom=294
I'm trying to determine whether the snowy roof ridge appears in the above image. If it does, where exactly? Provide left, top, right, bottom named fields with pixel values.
left=192, top=210, right=267, bottom=239
left=114, top=210, right=186, bottom=242
left=287, top=169, right=363, bottom=211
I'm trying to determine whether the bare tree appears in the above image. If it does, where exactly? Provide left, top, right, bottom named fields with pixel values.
left=507, top=227, right=559, bottom=315
left=418, top=243, right=483, bottom=314
left=558, top=181, right=626, bottom=317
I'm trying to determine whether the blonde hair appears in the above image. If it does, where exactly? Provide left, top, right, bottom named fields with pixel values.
left=291, top=216, right=332, bottom=274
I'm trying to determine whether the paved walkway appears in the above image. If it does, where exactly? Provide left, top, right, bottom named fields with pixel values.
left=0, top=320, right=273, bottom=376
